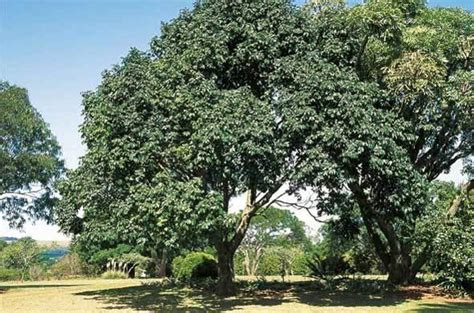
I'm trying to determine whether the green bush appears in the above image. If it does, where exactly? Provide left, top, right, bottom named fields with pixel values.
left=292, top=254, right=310, bottom=275
left=233, top=252, right=245, bottom=276
left=49, top=253, right=89, bottom=279
left=256, top=252, right=280, bottom=276
left=307, top=253, right=349, bottom=280
left=172, top=252, right=217, bottom=280
left=0, top=267, right=21, bottom=281
left=101, top=270, right=128, bottom=279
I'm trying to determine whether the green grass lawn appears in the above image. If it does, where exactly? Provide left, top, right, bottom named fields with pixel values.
left=0, top=277, right=472, bottom=312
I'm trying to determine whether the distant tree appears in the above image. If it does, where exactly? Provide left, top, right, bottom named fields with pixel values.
left=0, top=237, right=45, bottom=281
left=0, top=82, right=64, bottom=228
left=49, top=252, right=88, bottom=279
left=315, top=221, right=385, bottom=275
left=0, top=240, right=7, bottom=252
left=238, top=207, right=310, bottom=276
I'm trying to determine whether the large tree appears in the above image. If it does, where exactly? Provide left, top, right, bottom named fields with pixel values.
left=56, top=0, right=472, bottom=293
left=293, top=0, right=473, bottom=284
left=0, top=82, right=64, bottom=228
left=56, top=0, right=369, bottom=294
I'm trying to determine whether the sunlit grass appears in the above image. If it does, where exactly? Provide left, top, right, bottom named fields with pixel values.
left=0, top=277, right=472, bottom=312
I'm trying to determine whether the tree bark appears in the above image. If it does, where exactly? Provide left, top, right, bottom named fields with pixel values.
left=351, top=182, right=418, bottom=284
left=214, top=186, right=280, bottom=295
left=447, top=179, right=473, bottom=218
left=216, top=244, right=236, bottom=296
left=157, top=250, right=167, bottom=278
left=387, top=251, right=414, bottom=284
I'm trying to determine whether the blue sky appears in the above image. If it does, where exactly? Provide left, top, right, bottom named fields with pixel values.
left=1, top=0, right=472, bottom=240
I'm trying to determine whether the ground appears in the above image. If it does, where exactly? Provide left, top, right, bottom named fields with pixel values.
left=1, top=276, right=473, bottom=312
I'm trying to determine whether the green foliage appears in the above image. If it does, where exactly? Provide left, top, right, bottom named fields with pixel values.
left=292, top=253, right=310, bottom=275
left=307, top=253, right=349, bottom=280
left=428, top=183, right=474, bottom=292
left=0, top=237, right=45, bottom=281
left=0, top=240, right=7, bottom=252
left=256, top=252, right=280, bottom=276
left=119, top=252, right=150, bottom=266
left=0, top=267, right=21, bottom=281
left=315, top=222, right=385, bottom=275
left=236, top=246, right=309, bottom=277
left=55, top=2, right=318, bottom=293
left=172, top=252, right=218, bottom=281
left=296, top=0, right=474, bottom=285
left=0, top=81, right=64, bottom=228
left=237, top=207, right=313, bottom=276
left=53, top=0, right=473, bottom=290
left=89, top=244, right=134, bottom=266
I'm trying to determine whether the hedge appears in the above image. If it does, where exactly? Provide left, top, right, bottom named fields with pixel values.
left=172, top=252, right=218, bottom=280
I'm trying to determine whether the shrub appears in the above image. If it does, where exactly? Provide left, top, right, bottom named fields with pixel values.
left=292, top=253, right=310, bottom=275
left=101, top=270, right=128, bottom=279
left=0, top=267, right=21, bottom=281
left=307, top=253, right=349, bottom=280
left=233, top=252, right=245, bottom=276
left=28, top=265, right=48, bottom=281
left=49, top=253, right=88, bottom=279
left=172, top=252, right=217, bottom=280
left=256, top=252, right=280, bottom=276
left=171, top=256, right=184, bottom=275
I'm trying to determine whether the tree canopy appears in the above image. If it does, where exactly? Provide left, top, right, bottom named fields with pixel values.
left=0, top=82, right=64, bottom=228
left=55, top=0, right=473, bottom=294
left=295, top=0, right=473, bottom=284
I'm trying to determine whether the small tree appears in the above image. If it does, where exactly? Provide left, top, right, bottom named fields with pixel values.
left=49, top=252, right=88, bottom=279
left=0, top=237, right=45, bottom=281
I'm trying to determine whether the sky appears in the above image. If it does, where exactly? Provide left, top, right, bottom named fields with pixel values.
left=0, top=0, right=472, bottom=241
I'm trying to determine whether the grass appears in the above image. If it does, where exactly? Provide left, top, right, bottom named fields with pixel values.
left=0, top=276, right=472, bottom=312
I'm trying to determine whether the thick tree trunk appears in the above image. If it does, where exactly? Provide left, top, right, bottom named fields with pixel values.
left=216, top=245, right=236, bottom=296
left=151, top=249, right=168, bottom=278
left=351, top=183, right=419, bottom=285
left=214, top=187, right=279, bottom=295
left=387, top=253, right=415, bottom=284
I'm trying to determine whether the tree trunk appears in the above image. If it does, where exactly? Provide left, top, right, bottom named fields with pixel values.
left=351, top=183, right=418, bottom=285
left=214, top=188, right=277, bottom=295
left=387, top=254, right=415, bottom=285
left=157, top=250, right=167, bottom=278
left=216, top=245, right=236, bottom=296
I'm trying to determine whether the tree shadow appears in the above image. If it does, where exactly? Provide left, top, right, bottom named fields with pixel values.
left=75, top=279, right=426, bottom=312
left=76, top=283, right=287, bottom=312
left=295, top=289, right=415, bottom=308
